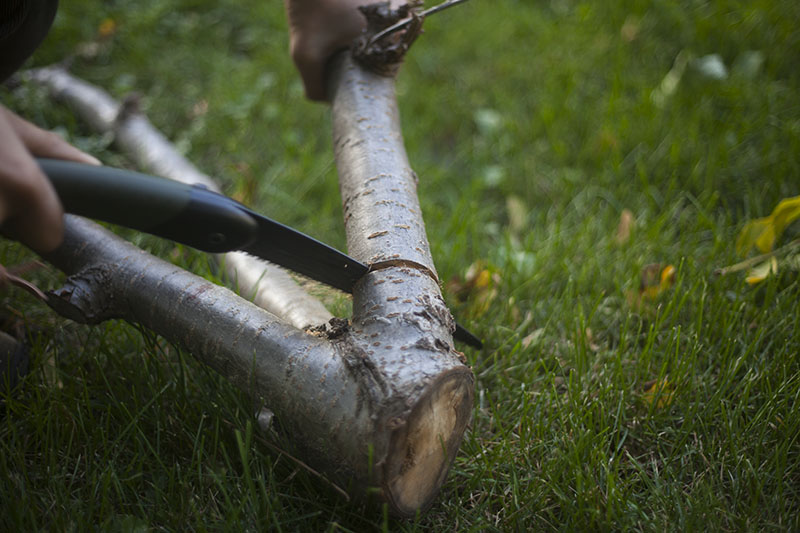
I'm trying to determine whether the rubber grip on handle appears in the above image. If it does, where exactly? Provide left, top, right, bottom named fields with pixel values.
left=37, top=158, right=258, bottom=253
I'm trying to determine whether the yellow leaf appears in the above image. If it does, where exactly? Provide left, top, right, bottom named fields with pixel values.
left=446, top=261, right=500, bottom=317
left=755, top=221, right=778, bottom=253
left=98, top=18, right=117, bottom=38
left=643, top=378, right=675, bottom=408
left=745, top=256, right=778, bottom=285
left=736, top=195, right=800, bottom=255
left=736, top=218, right=769, bottom=256
left=660, top=264, right=676, bottom=286
left=771, top=195, right=800, bottom=238
left=638, top=263, right=676, bottom=300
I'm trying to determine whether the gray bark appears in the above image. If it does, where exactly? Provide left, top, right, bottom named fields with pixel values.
left=329, top=52, right=473, bottom=514
left=28, top=49, right=473, bottom=516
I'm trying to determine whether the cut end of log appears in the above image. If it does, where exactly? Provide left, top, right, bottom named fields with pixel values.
left=383, top=369, right=473, bottom=516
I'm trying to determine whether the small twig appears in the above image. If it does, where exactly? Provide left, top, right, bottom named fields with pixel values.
left=0, top=261, right=49, bottom=302
left=714, top=238, right=800, bottom=276
left=368, top=0, right=471, bottom=45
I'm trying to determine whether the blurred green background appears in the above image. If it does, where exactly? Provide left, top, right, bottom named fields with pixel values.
left=1, top=0, right=799, bottom=530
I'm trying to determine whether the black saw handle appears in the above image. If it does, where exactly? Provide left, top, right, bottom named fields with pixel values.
left=37, top=158, right=257, bottom=253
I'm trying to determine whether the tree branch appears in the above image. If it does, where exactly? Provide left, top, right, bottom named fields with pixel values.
left=329, top=51, right=472, bottom=515
left=24, top=53, right=474, bottom=516
left=24, top=66, right=332, bottom=330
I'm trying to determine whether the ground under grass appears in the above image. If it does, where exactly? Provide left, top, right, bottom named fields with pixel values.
left=1, top=0, right=799, bottom=530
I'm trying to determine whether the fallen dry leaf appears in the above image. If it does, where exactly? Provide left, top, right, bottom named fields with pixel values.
left=620, top=14, right=641, bottom=42
left=506, top=195, right=528, bottom=237
left=745, top=256, right=778, bottom=285
left=642, top=378, right=675, bottom=409
left=521, top=328, right=545, bottom=349
left=627, top=263, right=677, bottom=308
left=736, top=195, right=800, bottom=256
left=98, top=18, right=117, bottom=39
left=640, top=263, right=675, bottom=300
left=446, top=261, right=501, bottom=317
left=615, top=209, right=635, bottom=245
left=585, top=327, right=600, bottom=352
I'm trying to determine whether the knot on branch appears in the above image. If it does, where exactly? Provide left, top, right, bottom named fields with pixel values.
left=353, top=1, right=424, bottom=76
left=307, top=316, right=350, bottom=340
left=47, top=265, right=122, bottom=324
left=114, top=91, right=144, bottom=125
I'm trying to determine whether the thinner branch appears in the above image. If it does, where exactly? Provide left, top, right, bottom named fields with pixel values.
left=367, top=0, right=471, bottom=45
left=714, top=238, right=800, bottom=276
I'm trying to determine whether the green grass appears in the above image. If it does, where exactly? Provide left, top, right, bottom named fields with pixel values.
left=2, top=0, right=799, bottom=530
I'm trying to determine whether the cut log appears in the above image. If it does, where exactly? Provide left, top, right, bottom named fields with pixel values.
left=329, top=52, right=475, bottom=514
left=45, top=216, right=471, bottom=508
left=26, top=55, right=474, bottom=515
left=43, top=215, right=473, bottom=516
left=25, top=4, right=475, bottom=511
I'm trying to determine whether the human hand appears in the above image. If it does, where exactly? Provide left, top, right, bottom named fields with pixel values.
left=284, top=0, right=370, bottom=101
left=0, top=104, right=100, bottom=252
